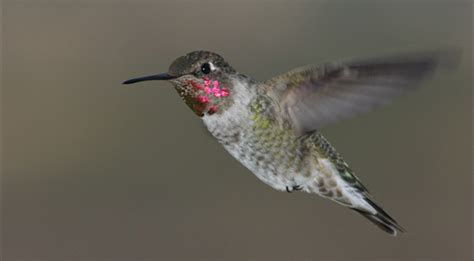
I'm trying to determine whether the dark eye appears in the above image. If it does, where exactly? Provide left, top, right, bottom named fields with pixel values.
left=201, top=63, right=211, bottom=74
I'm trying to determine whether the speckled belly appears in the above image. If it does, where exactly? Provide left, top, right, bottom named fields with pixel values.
left=213, top=125, right=314, bottom=191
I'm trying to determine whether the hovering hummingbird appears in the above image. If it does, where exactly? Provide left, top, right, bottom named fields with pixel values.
left=124, top=50, right=445, bottom=236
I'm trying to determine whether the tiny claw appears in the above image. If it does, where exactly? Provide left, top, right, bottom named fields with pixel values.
left=286, top=185, right=302, bottom=193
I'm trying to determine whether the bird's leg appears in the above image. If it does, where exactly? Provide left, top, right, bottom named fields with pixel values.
left=286, top=185, right=302, bottom=193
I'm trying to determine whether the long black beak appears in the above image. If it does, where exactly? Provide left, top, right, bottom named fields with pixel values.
left=122, top=73, right=175, bottom=85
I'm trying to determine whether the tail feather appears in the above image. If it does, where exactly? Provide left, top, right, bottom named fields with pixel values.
left=352, top=198, right=405, bottom=236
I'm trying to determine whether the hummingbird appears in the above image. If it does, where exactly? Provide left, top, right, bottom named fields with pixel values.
left=123, top=50, right=444, bottom=236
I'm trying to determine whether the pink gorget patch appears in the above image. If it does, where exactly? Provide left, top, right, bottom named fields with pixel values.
left=186, top=77, right=230, bottom=114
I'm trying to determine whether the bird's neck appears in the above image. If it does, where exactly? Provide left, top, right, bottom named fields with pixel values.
left=202, top=76, right=257, bottom=136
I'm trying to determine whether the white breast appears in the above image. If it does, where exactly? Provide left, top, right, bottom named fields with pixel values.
left=202, top=78, right=254, bottom=134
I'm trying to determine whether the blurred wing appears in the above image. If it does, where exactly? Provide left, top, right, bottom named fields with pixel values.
left=265, top=52, right=447, bottom=135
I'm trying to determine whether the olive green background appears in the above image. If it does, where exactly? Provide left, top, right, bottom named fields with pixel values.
left=1, top=0, right=472, bottom=260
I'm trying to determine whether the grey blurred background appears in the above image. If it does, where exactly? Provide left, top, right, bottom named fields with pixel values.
left=1, top=0, right=472, bottom=260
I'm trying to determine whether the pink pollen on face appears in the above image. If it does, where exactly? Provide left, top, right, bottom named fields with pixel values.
left=221, top=88, right=229, bottom=97
left=188, top=80, right=203, bottom=90
left=193, top=79, right=230, bottom=100
left=208, top=105, right=218, bottom=114
left=212, top=87, right=221, bottom=97
left=197, top=95, right=209, bottom=104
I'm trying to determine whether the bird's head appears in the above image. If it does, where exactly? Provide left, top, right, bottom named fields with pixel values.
left=123, top=50, right=237, bottom=116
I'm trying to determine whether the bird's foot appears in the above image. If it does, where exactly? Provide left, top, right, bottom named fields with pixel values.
left=286, top=185, right=302, bottom=193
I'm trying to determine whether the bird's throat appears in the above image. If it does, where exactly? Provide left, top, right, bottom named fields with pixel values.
left=175, top=78, right=231, bottom=117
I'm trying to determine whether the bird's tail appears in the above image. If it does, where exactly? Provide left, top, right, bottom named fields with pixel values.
left=352, top=197, right=405, bottom=236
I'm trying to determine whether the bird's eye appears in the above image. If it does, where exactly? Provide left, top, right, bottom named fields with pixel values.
left=201, top=63, right=211, bottom=74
